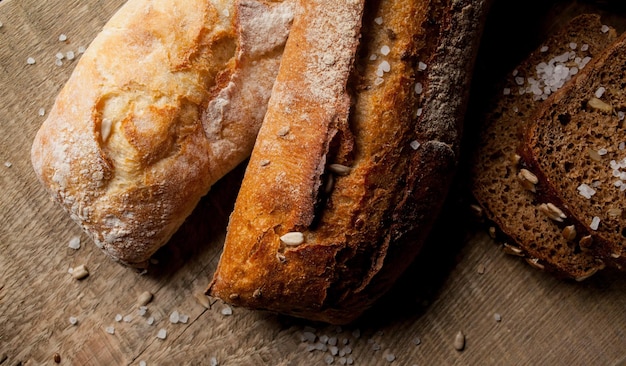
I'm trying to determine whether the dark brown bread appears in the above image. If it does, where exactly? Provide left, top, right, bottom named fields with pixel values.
left=521, top=30, right=626, bottom=270
left=208, top=0, right=491, bottom=324
left=471, top=14, right=616, bottom=279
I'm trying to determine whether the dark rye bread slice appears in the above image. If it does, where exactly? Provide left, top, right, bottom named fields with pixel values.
left=471, top=14, right=616, bottom=279
left=521, top=30, right=626, bottom=271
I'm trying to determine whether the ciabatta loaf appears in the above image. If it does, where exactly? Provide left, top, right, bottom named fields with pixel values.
left=208, top=0, right=491, bottom=324
left=31, top=0, right=294, bottom=267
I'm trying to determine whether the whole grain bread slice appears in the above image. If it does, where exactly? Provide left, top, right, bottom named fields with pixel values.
left=520, top=29, right=626, bottom=270
left=471, top=14, right=616, bottom=279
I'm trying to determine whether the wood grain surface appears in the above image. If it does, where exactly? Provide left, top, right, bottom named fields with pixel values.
left=1, top=0, right=625, bottom=365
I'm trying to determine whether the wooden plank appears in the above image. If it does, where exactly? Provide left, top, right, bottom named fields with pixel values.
left=1, top=0, right=626, bottom=365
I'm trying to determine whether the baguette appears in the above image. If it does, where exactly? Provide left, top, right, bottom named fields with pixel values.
left=208, top=0, right=491, bottom=324
left=31, top=0, right=294, bottom=267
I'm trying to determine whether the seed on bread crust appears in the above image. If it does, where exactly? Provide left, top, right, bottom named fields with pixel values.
left=518, top=169, right=539, bottom=192
left=579, top=235, right=593, bottom=251
left=525, top=257, right=545, bottom=270
left=587, top=97, right=613, bottom=113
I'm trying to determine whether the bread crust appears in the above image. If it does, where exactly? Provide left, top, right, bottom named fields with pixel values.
left=31, top=0, right=294, bottom=267
left=209, top=0, right=491, bottom=324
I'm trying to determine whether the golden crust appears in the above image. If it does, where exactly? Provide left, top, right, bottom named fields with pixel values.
left=31, top=0, right=294, bottom=267
left=209, top=0, right=491, bottom=323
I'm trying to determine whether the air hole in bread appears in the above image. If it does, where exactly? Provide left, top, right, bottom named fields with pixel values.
left=558, top=112, right=571, bottom=125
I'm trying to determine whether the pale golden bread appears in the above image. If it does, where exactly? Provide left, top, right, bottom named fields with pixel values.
left=31, top=0, right=294, bottom=267
left=209, top=0, right=491, bottom=324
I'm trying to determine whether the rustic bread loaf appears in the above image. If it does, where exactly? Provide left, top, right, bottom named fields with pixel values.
left=208, top=0, right=491, bottom=324
left=31, top=0, right=294, bottom=267
left=520, top=30, right=626, bottom=270
left=471, top=14, right=615, bottom=279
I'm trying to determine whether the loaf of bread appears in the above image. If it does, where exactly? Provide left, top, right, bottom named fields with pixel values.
left=31, top=0, right=294, bottom=267
left=520, top=30, right=626, bottom=270
left=471, top=14, right=616, bottom=279
left=208, top=0, right=491, bottom=324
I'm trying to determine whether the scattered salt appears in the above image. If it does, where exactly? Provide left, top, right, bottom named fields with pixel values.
left=68, top=236, right=81, bottom=249
left=69, top=316, right=78, bottom=325
left=590, top=216, right=601, bottom=230
left=55, top=59, right=63, bottom=67
left=58, top=34, right=67, bottom=42
left=221, top=306, right=233, bottom=316
left=418, top=61, right=427, bottom=71
left=156, top=328, right=167, bottom=340
left=374, top=77, right=384, bottom=86
left=619, top=142, right=625, bottom=150
left=415, top=108, right=423, bottom=117
left=598, top=148, right=608, bottom=156
left=503, top=88, right=511, bottom=96
left=123, top=314, right=133, bottom=323
left=324, top=355, right=334, bottom=365
left=413, top=337, right=422, bottom=345
left=601, top=24, right=610, bottom=33
left=0, top=21, right=3, bottom=28
left=147, top=316, right=155, bottom=325
left=374, top=17, right=383, bottom=25
left=77, top=46, right=86, bottom=54
left=581, top=44, right=589, bottom=52
left=179, top=314, right=189, bottom=324
left=569, top=42, right=577, bottom=50
left=540, top=45, right=549, bottom=53
left=414, top=82, right=423, bottom=95
left=618, top=112, right=625, bottom=121
left=210, top=357, right=219, bottom=366
left=369, top=54, right=378, bottom=61
left=302, top=331, right=316, bottom=343
left=115, top=314, right=123, bottom=322
left=577, top=183, right=596, bottom=199
left=137, top=307, right=147, bottom=317
left=4, top=162, right=12, bottom=168
left=380, top=45, right=390, bottom=56
left=384, top=353, right=396, bottom=362
left=26, top=57, right=36, bottom=65
left=66, top=51, right=75, bottom=60
left=55, top=52, right=64, bottom=59
left=329, top=346, right=339, bottom=356
left=494, top=313, right=502, bottom=322
left=105, top=326, right=115, bottom=334
left=595, top=86, right=606, bottom=98
left=410, top=140, right=420, bottom=150
left=139, top=361, right=147, bottom=366
left=169, top=311, right=180, bottom=324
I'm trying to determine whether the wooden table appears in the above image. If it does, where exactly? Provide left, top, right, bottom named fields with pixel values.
left=1, top=0, right=625, bottom=365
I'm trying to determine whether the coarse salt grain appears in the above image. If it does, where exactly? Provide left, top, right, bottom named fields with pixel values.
left=169, top=311, right=180, bottom=324
left=69, top=316, right=78, bottom=325
left=38, top=107, right=45, bottom=116
left=569, top=42, right=577, bottom=50
left=581, top=44, right=589, bottom=52
left=590, top=216, right=601, bottom=230
left=55, top=59, right=63, bottom=67
left=156, top=328, right=167, bottom=340
left=66, top=51, right=75, bottom=60
left=601, top=24, right=610, bottom=33
left=414, top=82, right=423, bottom=95
left=577, top=183, right=596, bottom=199
left=147, top=316, right=155, bottom=325
left=115, top=314, right=123, bottom=322
left=4, top=162, right=12, bottom=168
left=540, top=45, right=549, bottom=53
left=619, top=142, right=625, bottom=150
left=415, top=108, right=423, bottom=117
left=77, top=46, right=86, bottom=54
left=210, top=357, right=219, bottom=366
left=58, top=34, right=67, bottom=42
left=410, top=140, right=420, bottom=150
left=139, top=361, right=147, bottom=366
left=179, top=314, right=189, bottom=324
left=369, top=54, right=377, bottom=61
left=105, top=326, right=115, bottom=334
left=0, top=21, right=3, bottom=28
left=598, top=148, right=608, bottom=156
left=380, top=45, right=390, bottom=56
left=418, top=61, right=427, bottom=71
left=55, top=52, right=64, bottom=59
left=595, top=86, right=606, bottom=98
left=123, top=314, right=133, bottom=323
left=68, top=236, right=81, bottom=249
left=384, top=353, right=395, bottom=362
left=26, top=57, right=36, bottom=65
left=221, top=306, right=233, bottom=316
left=374, top=17, right=383, bottom=25
left=503, top=88, right=511, bottom=95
